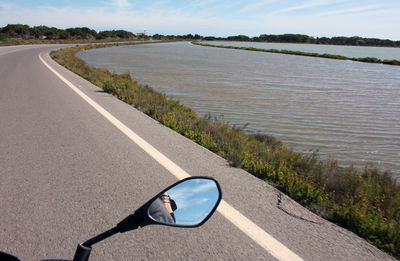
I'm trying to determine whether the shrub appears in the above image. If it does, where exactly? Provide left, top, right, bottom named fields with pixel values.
left=352, top=57, right=382, bottom=63
left=383, top=59, right=400, bottom=65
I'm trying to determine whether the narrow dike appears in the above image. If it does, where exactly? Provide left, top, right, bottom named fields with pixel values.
left=192, top=41, right=400, bottom=66
left=50, top=42, right=400, bottom=259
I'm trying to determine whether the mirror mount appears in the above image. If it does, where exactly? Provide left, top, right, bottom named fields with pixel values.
left=116, top=204, right=153, bottom=233
left=73, top=206, right=152, bottom=261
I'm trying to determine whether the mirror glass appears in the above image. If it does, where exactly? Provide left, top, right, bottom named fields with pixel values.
left=147, top=178, right=220, bottom=226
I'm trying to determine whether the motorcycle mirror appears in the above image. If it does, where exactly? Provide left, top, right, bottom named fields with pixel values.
left=147, top=177, right=222, bottom=227
left=116, top=176, right=222, bottom=233
left=74, top=177, right=222, bottom=261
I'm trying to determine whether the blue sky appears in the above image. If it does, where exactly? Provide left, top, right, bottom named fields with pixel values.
left=1, top=0, right=399, bottom=40
left=167, top=178, right=219, bottom=225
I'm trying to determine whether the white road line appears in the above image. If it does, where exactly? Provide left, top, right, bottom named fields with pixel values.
left=39, top=52, right=303, bottom=261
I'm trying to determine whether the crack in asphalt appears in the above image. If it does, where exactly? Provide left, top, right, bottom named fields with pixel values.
left=276, top=193, right=323, bottom=225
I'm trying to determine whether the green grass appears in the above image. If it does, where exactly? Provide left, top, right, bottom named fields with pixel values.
left=50, top=43, right=400, bottom=259
left=193, top=41, right=400, bottom=66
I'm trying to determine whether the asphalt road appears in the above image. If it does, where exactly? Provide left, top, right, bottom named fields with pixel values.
left=0, top=45, right=396, bottom=261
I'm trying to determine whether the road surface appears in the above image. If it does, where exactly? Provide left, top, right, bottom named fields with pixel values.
left=0, top=44, right=395, bottom=260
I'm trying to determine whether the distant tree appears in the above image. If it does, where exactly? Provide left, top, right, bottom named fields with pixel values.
left=116, top=30, right=134, bottom=38
left=164, top=35, right=176, bottom=39
left=258, top=34, right=279, bottom=42
left=30, top=25, right=48, bottom=38
left=277, top=34, right=311, bottom=43
left=184, top=34, right=194, bottom=39
left=2, top=24, right=398, bottom=47
left=97, top=30, right=135, bottom=39
left=315, top=37, right=330, bottom=44
left=227, top=35, right=250, bottom=41
left=97, top=31, right=111, bottom=39
left=1, top=24, right=31, bottom=39
left=66, top=27, right=98, bottom=39
left=152, top=34, right=163, bottom=40
left=31, top=26, right=47, bottom=38
left=330, top=36, right=347, bottom=45
left=59, top=30, right=71, bottom=40
left=255, top=34, right=400, bottom=47
left=31, top=26, right=62, bottom=40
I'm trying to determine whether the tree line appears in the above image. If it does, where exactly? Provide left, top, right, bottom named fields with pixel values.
left=204, top=34, right=400, bottom=47
left=0, top=24, right=136, bottom=41
left=2, top=24, right=399, bottom=47
left=152, top=33, right=202, bottom=40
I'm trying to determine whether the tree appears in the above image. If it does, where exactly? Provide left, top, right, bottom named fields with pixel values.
left=227, top=35, right=250, bottom=41
left=1, top=24, right=31, bottom=39
left=31, top=26, right=62, bottom=39
left=66, top=27, right=98, bottom=39
left=97, top=30, right=135, bottom=39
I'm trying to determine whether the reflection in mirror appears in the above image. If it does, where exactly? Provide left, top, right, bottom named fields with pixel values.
left=148, top=178, right=220, bottom=226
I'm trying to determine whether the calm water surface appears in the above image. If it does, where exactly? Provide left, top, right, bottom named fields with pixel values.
left=205, top=41, right=400, bottom=60
left=77, top=42, right=400, bottom=178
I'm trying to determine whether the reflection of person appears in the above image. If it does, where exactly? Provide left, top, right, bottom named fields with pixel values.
left=161, top=192, right=177, bottom=222
left=148, top=192, right=177, bottom=224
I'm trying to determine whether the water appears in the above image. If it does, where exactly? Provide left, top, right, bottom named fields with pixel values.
left=204, top=41, right=400, bottom=60
left=77, top=42, right=400, bottom=178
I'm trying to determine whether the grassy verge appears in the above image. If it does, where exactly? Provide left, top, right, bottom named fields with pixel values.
left=193, top=41, right=400, bottom=66
left=50, top=43, right=400, bottom=259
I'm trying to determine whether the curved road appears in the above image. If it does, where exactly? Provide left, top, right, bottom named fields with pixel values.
left=0, top=45, right=395, bottom=260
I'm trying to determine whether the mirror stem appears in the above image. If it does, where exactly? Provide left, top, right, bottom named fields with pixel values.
left=82, top=226, right=120, bottom=247
left=73, top=227, right=120, bottom=261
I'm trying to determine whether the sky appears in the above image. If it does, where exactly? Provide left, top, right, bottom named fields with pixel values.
left=167, top=178, right=219, bottom=225
left=1, top=0, right=399, bottom=40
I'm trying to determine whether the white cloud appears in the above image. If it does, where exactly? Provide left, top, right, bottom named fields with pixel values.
left=316, top=5, right=383, bottom=17
left=272, top=0, right=343, bottom=15
left=238, top=0, right=280, bottom=14
left=114, top=0, right=132, bottom=10
left=0, top=0, right=399, bottom=40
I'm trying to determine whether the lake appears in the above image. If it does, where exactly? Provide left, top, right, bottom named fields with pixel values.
left=77, top=42, right=400, bottom=179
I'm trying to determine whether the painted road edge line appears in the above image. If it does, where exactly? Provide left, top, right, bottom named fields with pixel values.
left=39, top=52, right=303, bottom=261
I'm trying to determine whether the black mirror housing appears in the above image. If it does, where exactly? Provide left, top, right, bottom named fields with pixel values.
left=117, top=176, right=222, bottom=232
